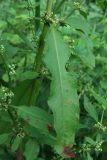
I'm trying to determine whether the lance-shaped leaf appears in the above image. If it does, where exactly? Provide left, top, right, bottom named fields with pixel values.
left=75, top=35, right=95, bottom=68
left=44, top=27, right=79, bottom=154
left=11, top=136, right=22, bottom=152
left=17, top=106, right=53, bottom=135
left=84, top=95, right=98, bottom=122
left=90, top=89, right=107, bottom=109
left=6, top=21, right=35, bottom=52
left=67, top=15, right=91, bottom=34
left=0, top=133, right=10, bottom=145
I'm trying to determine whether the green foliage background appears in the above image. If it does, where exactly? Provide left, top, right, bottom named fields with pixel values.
left=0, top=0, right=107, bottom=160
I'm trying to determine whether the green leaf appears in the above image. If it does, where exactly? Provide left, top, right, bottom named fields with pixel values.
left=100, top=81, right=107, bottom=90
left=17, top=106, right=53, bottom=135
left=13, top=80, right=37, bottom=105
left=84, top=95, right=98, bottom=122
left=24, top=125, right=56, bottom=146
left=0, top=133, right=9, bottom=145
left=0, top=20, right=7, bottom=29
left=44, top=27, right=79, bottom=154
left=24, top=139, right=39, bottom=160
left=90, top=89, right=107, bottom=109
left=75, top=35, right=95, bottom=68
left=79, top=9, right=87, bottom=19
left=5, top=44, right=18, bottom=58
left=87, top=152, right=93, bottom=160
left=13, top=80, right=32, bottom=105
left=85, top=137, right=96, bottom=145
left=7, top=21, right=35, bottom=52
left=2, top=73, right=9, bottom=82
left=16, top=71, right=38, bottom=81
left=11, top=136, right=22, bottom=152
left=67, top=15, right=90, bottom=34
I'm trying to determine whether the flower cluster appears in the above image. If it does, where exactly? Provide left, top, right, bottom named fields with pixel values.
left=0, top=44, right=5, bottom=55
left=11, top=110, right=25, bottom=138
left=8, top=64, right=16, bottom=76
left=81, top=143, right=91, bottom=152
left=13, top=126, right=25, bottom=138
left=74, top=2, right=80, bottom=9
left=0, top=86, right=14, bottom=111
left=81, top=140, right=103, bottom=153
left=41, top=67, right=49, bottom=76
left=95, top=141, right=103, bottom=152
left=94, top=122, right=107, bottom=132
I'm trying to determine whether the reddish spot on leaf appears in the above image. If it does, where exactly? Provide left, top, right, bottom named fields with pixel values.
left=47, top=124, right=53, bottom=132
left=62, top=145, right=75, bottom=158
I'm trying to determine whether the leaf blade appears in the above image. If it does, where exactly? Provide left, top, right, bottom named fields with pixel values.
left=84, top=95, right=98, bottom=122
left=0, top=133, right=10, bottom=145
left=17, top=106, right=53, bottom=135
left=44, top=27, right=79, bottom=154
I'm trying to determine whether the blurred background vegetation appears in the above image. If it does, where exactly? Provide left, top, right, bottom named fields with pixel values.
left=0, top=0, right=107, bottom=160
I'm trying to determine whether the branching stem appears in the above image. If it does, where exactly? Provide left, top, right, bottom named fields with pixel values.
left=29, top=0, right=54, bottom=105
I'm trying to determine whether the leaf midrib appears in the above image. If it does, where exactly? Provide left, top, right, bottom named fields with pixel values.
left=52, top=28, right=65, bottom=133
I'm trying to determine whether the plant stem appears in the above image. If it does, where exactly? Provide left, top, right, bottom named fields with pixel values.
left=8, top=108, right=18, bottom=130
left=29, top=0, right=54, bottom=105
left=35, top=0, right=53, bottom=72
left=0, top=53, right=20, bottom=131
left=35, top=0, right=40, bottom=35
left=46, top=0, right=54, bottom=15
left=100, top=109, right=105, bottom=124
